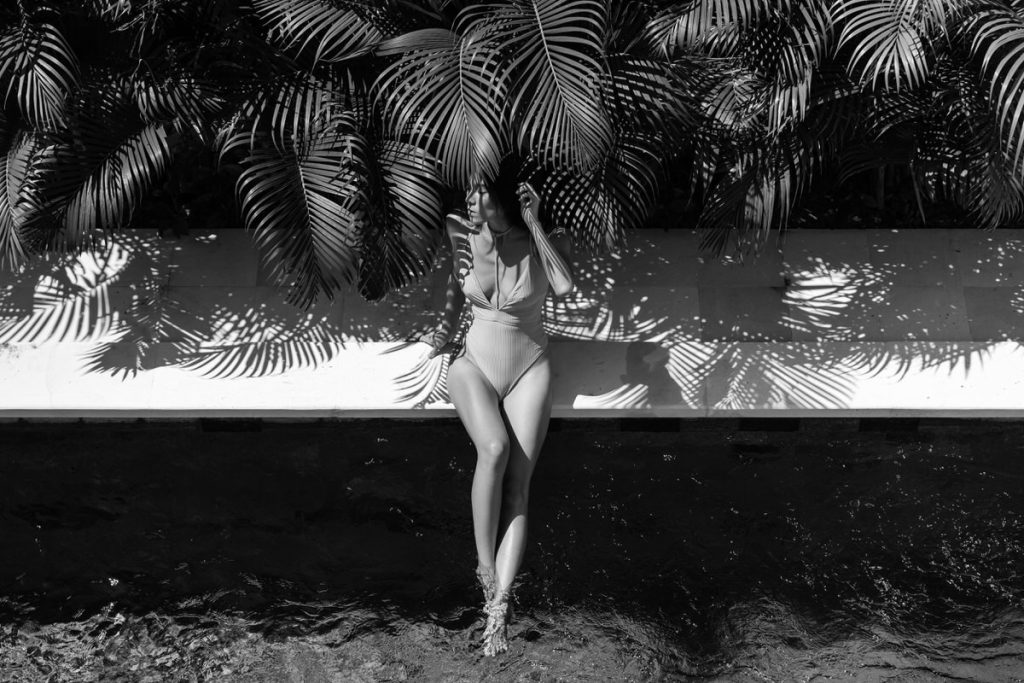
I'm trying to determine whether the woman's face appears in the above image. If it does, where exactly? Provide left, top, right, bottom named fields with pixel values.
left=465, top=181, right=503, bottom=229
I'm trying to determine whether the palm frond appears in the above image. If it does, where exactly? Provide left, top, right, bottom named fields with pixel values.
left=356, top=140, right=443, bottom=300
left=375, top=28, right=510, bottom=186
left=219, top=72, right=364, bottom=158
left=464, top=0, right=613, bottom=172
left=703, top=69, right=767, bottom=133
left=698, top=74, right=862, bottom=253
left=252, top=0, right=383, bottom=66
left=50, top=80, right=174, bottom=247
left=967, top=5, right=1024, bottom=171
left=0, top=122, right=48, bottom=268
left=131, top=68, right=225, bottom=136
left=539, top=131, right=664, bottom=250
left=604, top=0, right=661, bottom=54
left=833, top=0, right=958, bottom=91
left=87, top=0, right=134, bottom=22
left=840, top=52, right=1024, bottom=227
left=791, top=0, right=835, bottom=67
left=601, top=55, right=705, bottom=143
left=0, top=21, right=79, bottom=129
left=763, top=74, right=814, bottom=131
left=742, top=2, right=835, bottom=128
left=922, top=56, right=1024, bottom=226
left=646, top=0, right=775, bottom=55
left=234, top=119, right=363, bottom=310
left=688, top=120, right=728, bottom=201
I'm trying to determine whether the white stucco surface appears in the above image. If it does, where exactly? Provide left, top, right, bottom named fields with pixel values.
left=2, top=228, right=1023, bottom=417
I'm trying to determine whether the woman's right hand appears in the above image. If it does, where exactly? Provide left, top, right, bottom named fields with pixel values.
left=410, top=329, right=456, bottom=359
left=426, top=339, right=459, bottom=359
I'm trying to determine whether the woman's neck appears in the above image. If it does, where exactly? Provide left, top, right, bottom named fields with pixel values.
left=482, top=220, right=516, bottom=242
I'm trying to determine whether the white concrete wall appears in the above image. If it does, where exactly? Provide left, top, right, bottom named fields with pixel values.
left=1, top=228, right=1023, bottom=417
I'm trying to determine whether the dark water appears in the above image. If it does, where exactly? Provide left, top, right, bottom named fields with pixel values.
left=0, top=419, right=1022, bottom=682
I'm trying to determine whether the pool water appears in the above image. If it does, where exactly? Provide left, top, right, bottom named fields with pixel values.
left=0, top=419, right=1022, bottom=682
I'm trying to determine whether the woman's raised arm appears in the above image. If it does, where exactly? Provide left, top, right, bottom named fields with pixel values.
left=518, top=183, right=574, bottom=297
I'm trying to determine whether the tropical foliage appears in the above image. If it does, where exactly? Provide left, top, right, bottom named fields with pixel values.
left=1, top=0, right=1024, bottom=307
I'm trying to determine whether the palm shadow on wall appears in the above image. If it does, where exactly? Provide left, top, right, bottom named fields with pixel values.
left=0, top=230, right=446, bottom=384
left=554, top=232, right=1022, bottom=412
left=0, top=229, right=1021, bottom=411
left=543, top=230, right=1019, bottom=411
left=1, top=233, right=325, bottom=380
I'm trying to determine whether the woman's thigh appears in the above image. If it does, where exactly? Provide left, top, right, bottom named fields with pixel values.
left=499, top=357, right=553, bottom=485
left=447, top=357, right=507, bottom=453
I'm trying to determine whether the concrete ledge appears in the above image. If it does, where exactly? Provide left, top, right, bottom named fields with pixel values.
left=3, top=228, right=1024, bottom=417
left=0, top=340, right=1021, bottom=418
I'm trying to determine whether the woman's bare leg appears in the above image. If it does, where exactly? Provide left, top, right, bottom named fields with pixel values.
left=494, top=357, right=553, bottom=594
left=446, top=358, right=509, bottom=583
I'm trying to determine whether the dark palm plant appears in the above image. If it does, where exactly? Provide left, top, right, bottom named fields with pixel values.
left=654, top=0, right=1024, bottom=251
left=2, top=0, right=1024, bottom=309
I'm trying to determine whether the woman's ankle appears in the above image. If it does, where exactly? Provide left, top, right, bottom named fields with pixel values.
left=475, top=564, right=497, bottom=604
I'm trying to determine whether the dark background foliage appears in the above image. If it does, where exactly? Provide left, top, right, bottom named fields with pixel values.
left=2, top=0, right=1023, bottom=307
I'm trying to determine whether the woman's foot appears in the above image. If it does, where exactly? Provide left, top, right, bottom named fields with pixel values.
left=475, top=564, right=496, bottom=605
left=481, top=586, right=512, bottom=656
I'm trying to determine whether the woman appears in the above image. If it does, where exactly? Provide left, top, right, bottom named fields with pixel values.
left=422, top=167, right=573, bottom=656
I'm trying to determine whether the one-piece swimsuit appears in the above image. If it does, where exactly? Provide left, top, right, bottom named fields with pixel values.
left=454, top=226, right=549, bottom=398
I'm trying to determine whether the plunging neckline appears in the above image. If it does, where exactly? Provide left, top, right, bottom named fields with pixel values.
left=469, top=229, right=530, bottom=310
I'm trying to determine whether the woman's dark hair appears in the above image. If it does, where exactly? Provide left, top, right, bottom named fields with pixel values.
left=466, top=156, right=526, bottom=228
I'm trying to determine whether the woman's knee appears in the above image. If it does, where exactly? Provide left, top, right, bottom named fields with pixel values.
left=476, top=438, right=509, bottom=468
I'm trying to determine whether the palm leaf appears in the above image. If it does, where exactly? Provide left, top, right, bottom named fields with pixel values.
left=841, top=54, right=1024, bottom=227
left=744, top=2, right=835, bottom=128
left=539, top=132, right=664, bottom=250
left=355, top=140, right=443, bottom=300
left=219, top=72, right=364, bottom=157
left=605, top=0, right=663, bottom=54
left=922, top=56, right=1024, bottom=226
left=0, top=122, right=50, bottom=268
left=646, top=0, right=773, bottom=55
left=131, top=68, right=225, bottom=135
left=52, top=82, right=173, bottom=246
left=698, top=75, right=862, bottom=253
left=791, top=0, right=835, bottom=68
left=87, top=0, right=134, bottom=21
left=967, top=6, right=1024, bottom=172
left=376, top=28, right=510, bottom=186
left=833, top=0, right=959, bottom=91
left=464, top=0, right=613, bottom=172
left=0, top=21, right=79, bottom=130
left=703, top=69, right=766, bottom=133
left=252, top=0, right=382, bottom=66
left=234, top=120, right=363, bottom=310
left=601, top=55, right=705, bottom=143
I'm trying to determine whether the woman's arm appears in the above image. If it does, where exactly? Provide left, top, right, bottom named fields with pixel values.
left=518, top=183, right=574, bottom=297
left=431, top=270, right=465, bottom=352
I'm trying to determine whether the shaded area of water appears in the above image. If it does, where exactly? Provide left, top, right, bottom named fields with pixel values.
left=0, top=419, right=1023, bottom=681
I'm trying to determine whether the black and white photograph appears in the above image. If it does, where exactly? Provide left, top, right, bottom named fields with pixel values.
left=1, top=0, right=1024, bottom=680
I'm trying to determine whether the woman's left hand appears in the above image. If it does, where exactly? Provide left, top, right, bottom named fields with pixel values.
left=518, top=182, right=540, bottom=221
